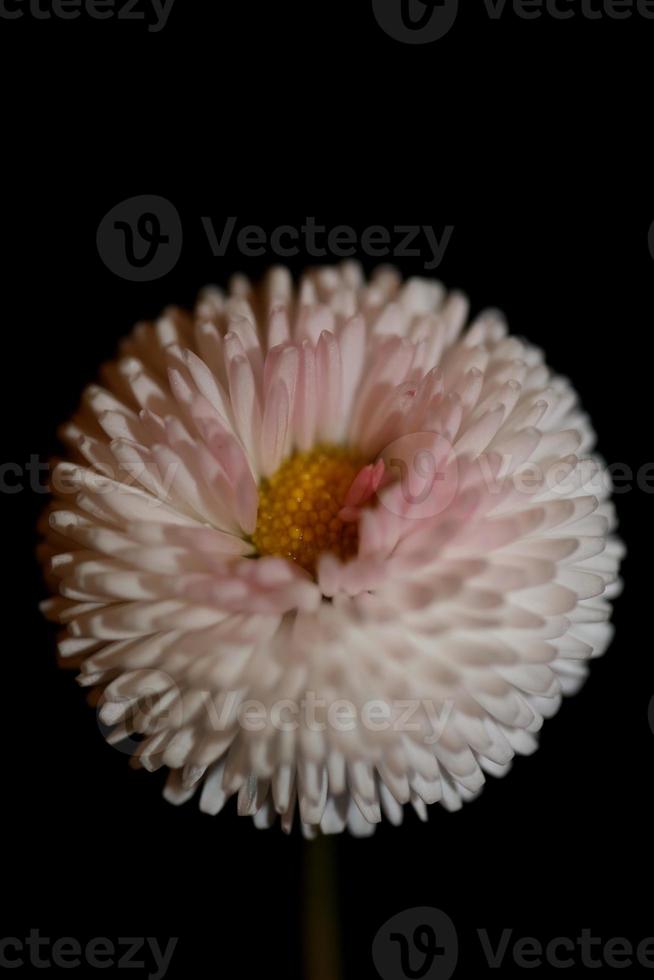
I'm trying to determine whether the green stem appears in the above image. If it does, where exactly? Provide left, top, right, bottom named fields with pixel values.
left=303, top=834, right=342, bottom=980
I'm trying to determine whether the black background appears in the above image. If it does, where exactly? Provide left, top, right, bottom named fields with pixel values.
left=1, top=1, right=652, bottom=978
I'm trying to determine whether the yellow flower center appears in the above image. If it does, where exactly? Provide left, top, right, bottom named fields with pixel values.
left=252, top=446, right=367, bottom=574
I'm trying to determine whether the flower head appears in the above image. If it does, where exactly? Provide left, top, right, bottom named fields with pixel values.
left=40, top=263, right=623, bottom=836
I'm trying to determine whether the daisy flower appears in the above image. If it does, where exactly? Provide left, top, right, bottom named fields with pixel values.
left=39, top=263, right=623, bottom=836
